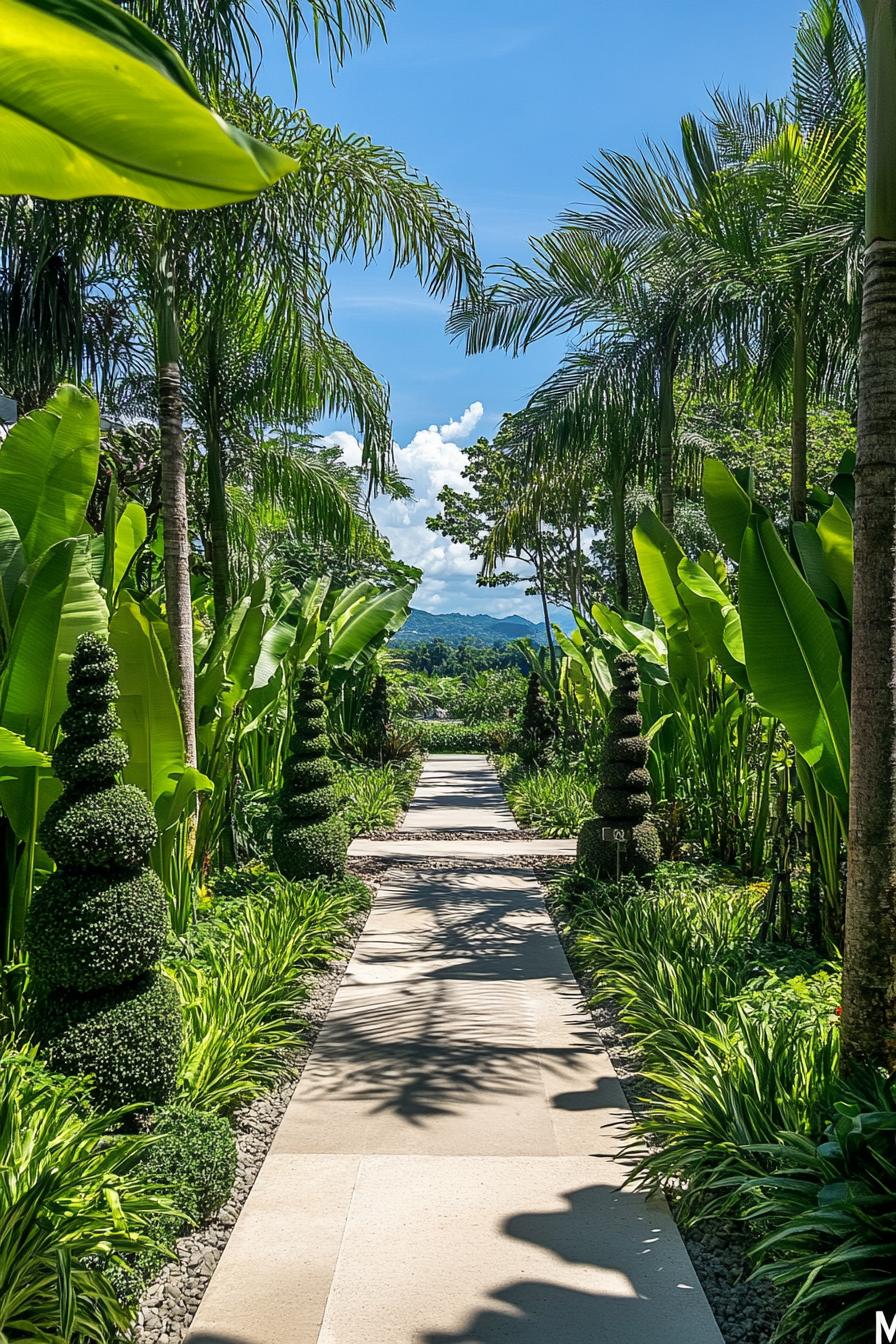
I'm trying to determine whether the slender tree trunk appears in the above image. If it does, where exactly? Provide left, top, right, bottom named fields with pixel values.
left=207, top=422, right=231, bottom=627
left=658, top=341, right=676, bottom=528
left=534, top=532, right=557, bottom=677
left=155, top=240, right=197, bottom=768
left=790, top=295, right=809, bottom=522
left=843, top=240, right=896, bottom=1074
left=842, top=1, right=896, bottom=1075
left=610, top=476, right=629, bottom=609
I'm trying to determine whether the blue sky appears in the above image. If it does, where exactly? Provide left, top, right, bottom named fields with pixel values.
left=264, top=2, right=809, bottom=619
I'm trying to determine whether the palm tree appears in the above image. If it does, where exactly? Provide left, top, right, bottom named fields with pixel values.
left=842, top=0, right=896, bottom=1074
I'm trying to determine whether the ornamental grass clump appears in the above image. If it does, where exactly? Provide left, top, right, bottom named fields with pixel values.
left=273, top=665, right=348, bottom=879
left=25, top=634, right=182, bottom=1112
left=577, top=652, right=660, bottom=879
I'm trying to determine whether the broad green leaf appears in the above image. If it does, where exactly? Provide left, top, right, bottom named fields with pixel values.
left=0, top=538, right=107, bottom=834
left=113, top=502, right=148, bottom=594
left=110, top=598, right=192, bottom=807
left=632, top=508, right=688, bottom=630
left=0, top=508, right=24, bottom=637
left=328, top=585, right=413, bottom=667
left=0, top=0, right=296, bottom=207
left=0, top=726, right=50, bottom=773
left=739, top=514, right=850, bottom=817
left=792, top=521, right=845, bottom=613
left=155, top=763, right=213, bottom=837
left=817, top=496, right=854, bottom=618
left=703, top=457, right=753, bottom=560
left=0, top=385, right=99, bottom=561
left=677, top=557, right=748, bottom=688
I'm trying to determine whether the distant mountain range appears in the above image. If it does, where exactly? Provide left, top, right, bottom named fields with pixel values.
left=391, top=608, right=547, bottom=647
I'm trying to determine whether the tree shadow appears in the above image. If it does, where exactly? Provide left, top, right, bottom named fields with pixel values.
left=423, top=1183, right=717, bottom=1344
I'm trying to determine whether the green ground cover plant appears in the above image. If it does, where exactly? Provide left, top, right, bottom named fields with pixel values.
left=401, top=720, right=509, bottom=753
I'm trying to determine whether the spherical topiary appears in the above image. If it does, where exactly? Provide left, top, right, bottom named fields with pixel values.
left=24, top=633, right=181, bottom=1111
left=29, top=971, right=182, bottom=1112
left=147, top=1104, right=237, bottom=1225
left=577, top=652, right=660, bottom=880
left=273, top=665, right=348, bottom=880
left=26, top=869, right=167, bottom=991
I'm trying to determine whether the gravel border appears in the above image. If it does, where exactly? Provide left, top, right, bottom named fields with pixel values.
left=133, top=892, right=374, bottom=1344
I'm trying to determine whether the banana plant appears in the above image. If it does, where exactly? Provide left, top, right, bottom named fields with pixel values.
left=1, top=0, right=295, bottom=207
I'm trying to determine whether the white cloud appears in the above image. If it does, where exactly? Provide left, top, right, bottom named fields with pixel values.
left=322, top=402, right=557, bottom=623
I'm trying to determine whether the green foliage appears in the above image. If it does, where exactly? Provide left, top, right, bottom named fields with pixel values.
left=517, top=673, right=556, bottom=766
left=146, top=1104, right=237, bottom=1226
left=273, top=665, right=348, bottom=880
left=401, top=720, right=508, bottom=753
left=397, top=639, right=530, bottom=676
left=334, top=760, right=421, bottom=835
left=0, top=1047, right=179, bottom=1342
left=578, top=653, right=659, bottom=878
left=748, top=1075, right=896, bottom=1343
left=25, top=635, right=181, bottom=1110
left=501, top=764, right=593, bottom=838
left=175, top=872, right=368, bottom=1113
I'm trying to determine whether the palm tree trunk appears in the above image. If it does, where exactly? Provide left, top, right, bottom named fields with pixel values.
left=842, top=0, right=896, bottom=1074
left=155, top=241, right=197, bottom=768
left=658, top=341, right=676, bottom=528
left=790, top=295, right=809, bottom=522
left=610, top=475, right=629, bottom=609
left=534, top=531, right=557, bottom=676
left=207, top=422, right=231, bottom=627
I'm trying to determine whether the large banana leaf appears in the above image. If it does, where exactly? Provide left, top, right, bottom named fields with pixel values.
left=1, top=0, right=296, bottom=206
left=0, top=386, right=99, bottom=562
left=112, top=502, right=148, bottom=596
left=677, top=558, right=748, bottom=689
left=817, top=496, right=853, bottom=618
left=328, top=584, right=414, bottom=668
left=739, top=513, right=850, bottom=818
left=632, top=508, right=689, bottom=630
left=703, top=458, right=753, bottom=560
left=0, top=509, right=24, bottom=639
left=0, top=726, right=50, bottom=776
left=0, top=538, right=107, bottom=834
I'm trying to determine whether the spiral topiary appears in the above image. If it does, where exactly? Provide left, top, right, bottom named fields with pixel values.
left=272, top=665, right=348, bottom=879
left=577, top=652, right=661, bottom=879
left=25, top=633, right=182, bottom=1111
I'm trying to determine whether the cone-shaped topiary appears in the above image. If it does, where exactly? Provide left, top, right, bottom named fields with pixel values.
left=272, top=665, right=348, bottom=879
left=517, top=672, right=556, bottom=766
left=577, top=652, right=661, bottom=879
left=25, top=634, right=181, bottom=1112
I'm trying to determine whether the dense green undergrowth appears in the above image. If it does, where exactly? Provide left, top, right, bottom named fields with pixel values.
left=554, top=863, right=895, bottom=1343
left=0, top=869, right=369, bottom=1341
left=494, top=754, right=593, bottom=837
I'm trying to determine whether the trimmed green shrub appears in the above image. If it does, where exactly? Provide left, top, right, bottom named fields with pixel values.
left=273, top=666, right=348, bottom=880
left=517, top=673, right=556, bottom=765
left=25, top=634, right=182, bottom=1111
left=577, top=652, right=660, bottom=879
left=147, top=1103, right=237, bottom=1225
left=400, top=720, right=506, bottom=753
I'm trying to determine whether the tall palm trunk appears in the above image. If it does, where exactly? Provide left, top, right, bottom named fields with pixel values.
left=155, top=237, right=197, bottom=768
left=790, top=290, right=809, bottom=522
left=658, top=338, right=677, bottom=528
left=610, top=474, right=629, bottom=609
left=842, top=0, right=896, bottom=1074
left=534, top=528, right=557, bottom=677
left=206, top=421, right=231, bottom=627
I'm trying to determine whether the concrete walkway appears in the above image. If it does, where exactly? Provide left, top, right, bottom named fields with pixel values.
left=187, top=756, right=722, bottom=1344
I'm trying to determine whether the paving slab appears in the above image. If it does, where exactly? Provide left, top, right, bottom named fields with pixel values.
left=400, top=754, right=518, bottom=831
left=187, top=756, right=722, bottom=1344
left=349, top=837, right=577, bottom=858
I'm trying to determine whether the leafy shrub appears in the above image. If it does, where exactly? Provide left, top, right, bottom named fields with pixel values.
left=26, top=635, right=180, bottom=1111
left=0, top=1047, right=178, bottom=1342
left=451, top=669, right=526, bottom=724
left=516, top=673, right=556, bottom=766
left=578, top=652, right=660, bottom=879
left=334, top=760, right=421, bottom=835
left=747, top=1073, right=896, bottom=1343
left=401, top=720, right=506, bottom=753
left=631, top=988, right=840, bottom=1224
left=175, top=873, right=368, bottom=1113
left=273, top=665, right=348, bottom=879
left=147, top=1103, right=237, bottom=1225
left=503, top=767, right=593, bottom=837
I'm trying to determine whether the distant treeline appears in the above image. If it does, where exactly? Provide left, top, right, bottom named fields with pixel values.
left=394, top=638, right=530, bottom=676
